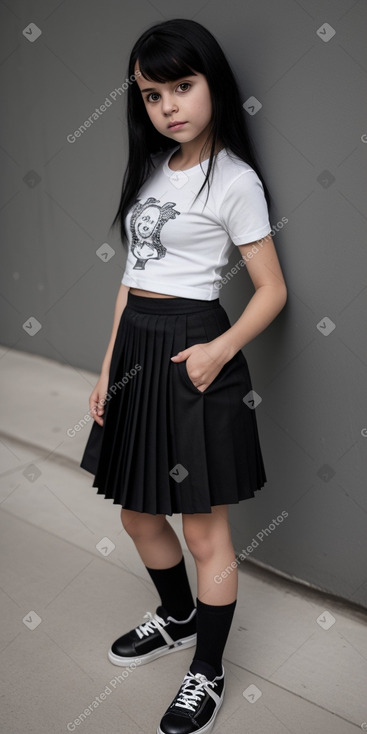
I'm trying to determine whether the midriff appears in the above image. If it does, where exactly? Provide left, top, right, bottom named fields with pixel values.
left=129, top=288, right=177, bottom=298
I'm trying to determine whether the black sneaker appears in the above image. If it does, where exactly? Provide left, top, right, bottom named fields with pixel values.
left=157, top=665, right=225, bottom=734
left=108, top=605, right=197, bottom=666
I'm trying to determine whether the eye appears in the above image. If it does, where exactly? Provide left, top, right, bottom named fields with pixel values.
left=146, top=92, right=160, bottom=102
left=145, top=82, right=192, bottom=103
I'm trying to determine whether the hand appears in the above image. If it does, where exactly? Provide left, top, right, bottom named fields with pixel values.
left=170, top=340, right=230, bottom=393
left=89, top=372, right=109, bottom=426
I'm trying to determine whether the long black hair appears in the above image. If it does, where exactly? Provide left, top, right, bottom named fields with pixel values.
left=111, top=18, right=272, bottom=245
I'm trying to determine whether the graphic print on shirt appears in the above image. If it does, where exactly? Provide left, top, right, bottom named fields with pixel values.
left=129, top=197, right=180, bottom=270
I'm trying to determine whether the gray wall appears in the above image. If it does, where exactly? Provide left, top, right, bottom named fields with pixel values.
left=1, top=1, right=366, bottom=607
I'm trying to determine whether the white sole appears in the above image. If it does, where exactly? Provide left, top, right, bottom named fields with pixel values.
left=156, top=684, right=225, bottom=734
left=107, top=633, right=197, bottom=666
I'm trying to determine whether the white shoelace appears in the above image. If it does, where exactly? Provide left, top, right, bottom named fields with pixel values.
left=173, top=673, right=217, bottom=713
left=135, top=611, right=167, bottom=639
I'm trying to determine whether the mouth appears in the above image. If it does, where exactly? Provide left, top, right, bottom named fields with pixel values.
left=168, top=121, right=187, bottom=130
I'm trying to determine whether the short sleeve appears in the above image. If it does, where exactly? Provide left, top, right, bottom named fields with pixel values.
left=219, top=169, right=271, bottom=245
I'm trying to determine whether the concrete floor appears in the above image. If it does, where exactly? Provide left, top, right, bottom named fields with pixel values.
left=0, top=347, right=366, bottom=733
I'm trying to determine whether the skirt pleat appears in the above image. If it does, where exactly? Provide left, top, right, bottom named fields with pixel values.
left=80, top=293, right=267, bottom=515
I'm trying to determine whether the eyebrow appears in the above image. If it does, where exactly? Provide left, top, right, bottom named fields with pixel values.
left=140, top=75, right=196, bottom=93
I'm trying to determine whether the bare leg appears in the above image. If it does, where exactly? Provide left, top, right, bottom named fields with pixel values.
left=120, top=508, right=183, bottom=569
left=182, top=505, right=237, bottom=604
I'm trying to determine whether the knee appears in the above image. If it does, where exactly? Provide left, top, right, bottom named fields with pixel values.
left=182, top=521, right=215, bottom=563
left=120, top=508, right=166, bottom=541
left=183, top=511, right=233, bottom=563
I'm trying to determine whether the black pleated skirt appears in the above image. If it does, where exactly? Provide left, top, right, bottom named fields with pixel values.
left=79, top=292, right=267, bottom=515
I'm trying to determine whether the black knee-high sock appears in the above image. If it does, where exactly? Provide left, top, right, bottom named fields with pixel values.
left=191, top=597, right=237, bottom=678
left=145, top=556, right=195, bottom=620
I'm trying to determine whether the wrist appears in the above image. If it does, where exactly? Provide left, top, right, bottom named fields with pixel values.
left=101, top=360, right=111, bottom=376
left=210, top=335, right=238, bottom=364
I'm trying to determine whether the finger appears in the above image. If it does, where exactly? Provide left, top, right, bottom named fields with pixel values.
left=92, top=407, right=104, bottom=426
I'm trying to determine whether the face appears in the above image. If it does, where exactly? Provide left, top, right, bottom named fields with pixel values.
left=134, top=62, right=213, bottom=147
left=135, top=206, right=160, bottom=238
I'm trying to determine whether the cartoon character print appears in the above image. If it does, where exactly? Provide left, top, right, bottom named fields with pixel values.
left=129, top=197, right=180, bottom=270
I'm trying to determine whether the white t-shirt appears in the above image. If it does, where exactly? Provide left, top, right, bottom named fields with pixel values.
left=120, top=145, right=271, bottom=300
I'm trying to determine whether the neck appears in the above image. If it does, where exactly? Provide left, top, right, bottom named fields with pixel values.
left=172, top=138, right=224, bottom=168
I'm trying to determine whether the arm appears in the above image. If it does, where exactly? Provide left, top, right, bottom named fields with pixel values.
left=100, top=283, right=130, bottom=376
left=171, top=235, right=287, bottom=391
left=89, top=283, right=130, bottom=426
left=213, top=234, right=287, bottom=360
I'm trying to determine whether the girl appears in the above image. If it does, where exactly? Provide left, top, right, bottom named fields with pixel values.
left=80, top=18, right=287, bottom=734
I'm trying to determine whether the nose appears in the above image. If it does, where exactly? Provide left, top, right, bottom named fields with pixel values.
left=161, top=93, right=178, bottom=115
